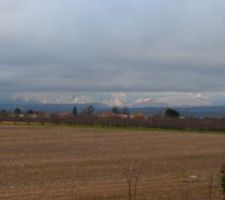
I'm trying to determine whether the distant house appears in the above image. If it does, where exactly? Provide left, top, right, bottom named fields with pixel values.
left=97, top=112, right=117, bottom=118
left=27, top=113, right=38, bottom=119
left=130, top=112, right=146, bottom=120
left=19, top=113, right=25, bottom=118
left=12, top=113, right=25, bottom=118
left=117, top=114, right=130, bottom=119
left=36, top=112, right=50, bottom=118
left=57, top=112, right=73, bottom=118
left=97, top=112, right=130, bottom=119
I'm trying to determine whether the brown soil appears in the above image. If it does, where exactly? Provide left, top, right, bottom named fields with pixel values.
left=0, top=126, right=225, bottom=199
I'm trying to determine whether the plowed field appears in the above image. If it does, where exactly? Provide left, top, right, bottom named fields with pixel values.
left=0, top=126, right=225, bottom=199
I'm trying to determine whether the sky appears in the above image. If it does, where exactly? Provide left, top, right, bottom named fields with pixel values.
left=1, top=0, right=225, bottom=106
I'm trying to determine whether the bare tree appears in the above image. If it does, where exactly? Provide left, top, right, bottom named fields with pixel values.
left=123, top=164, right=143, bottom=200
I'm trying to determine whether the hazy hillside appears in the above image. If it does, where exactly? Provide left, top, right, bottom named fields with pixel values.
left=1, top=103, right=225, bottom=118
left=0, top=103, right=110, bottom=113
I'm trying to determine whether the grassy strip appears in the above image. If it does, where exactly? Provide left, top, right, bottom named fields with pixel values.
left=1, top=121, right=225, bottom=135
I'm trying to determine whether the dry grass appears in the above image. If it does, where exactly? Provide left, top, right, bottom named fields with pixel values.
left=0, top=125, right=225, bottom=199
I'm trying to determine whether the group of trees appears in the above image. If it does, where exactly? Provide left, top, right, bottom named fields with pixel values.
left=111, top=106, right=130, bottom=115
left=1, top=108, right=37, bottom=116
left=0, top=105, right=183, bottom=129
left=0, top=109, right=8, bottom=116
left=0, top=108, right=23, bottom=116
left=73, top=105, right=132, bottom=116
left=43, top=115, right=225, bottom=131
left=111, top=106, right=180, bottom=118
left=1, top=105, right=180, bottom=119
left=4, top=105, right=225, bottom=132
left=72, top=105, right=95, bottom=116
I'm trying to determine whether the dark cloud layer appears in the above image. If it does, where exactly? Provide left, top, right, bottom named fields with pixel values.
left=1, top=0, right=225, bottom=104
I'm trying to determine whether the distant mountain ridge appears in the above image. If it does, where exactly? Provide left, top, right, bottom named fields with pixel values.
left=130, top=106, right=225, bottom=118
left=0, top=103, right=110, bottom=113
left=1, top=103, right=225, bottom=118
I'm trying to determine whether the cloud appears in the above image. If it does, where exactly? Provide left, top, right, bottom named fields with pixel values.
left=103, top=98, right=123, bottom=107
left=135, top=98, right=153, bottom=105
left=7, top=91, right=215, bottom=107
left=150, top=93, right=210, bottom=106
left=103, top=93, right=127, bottom=106
left=72, top=96, right=94, bottom=104
left=1, top=0, right=225, bottom=104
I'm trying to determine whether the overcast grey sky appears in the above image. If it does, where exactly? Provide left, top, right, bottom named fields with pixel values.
left=1, top=0, right=225, bottom=106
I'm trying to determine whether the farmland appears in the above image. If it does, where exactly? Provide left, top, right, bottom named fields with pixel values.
left=0, top=126, right=225, bottom=199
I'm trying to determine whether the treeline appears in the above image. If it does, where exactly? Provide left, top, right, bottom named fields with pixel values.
left=49, top=115, right=225, bottom=131
left=1, top=114, right=225, bottom=132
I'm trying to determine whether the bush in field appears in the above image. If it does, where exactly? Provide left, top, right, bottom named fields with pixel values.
left=121, top=106, right=130, bottom=115
left=14, top=107, right=22, bottom=115
left=112, top=106, right=120, bottom=114
left=0, top=109, right=8, bottom=117
left=82, top=105, right=95, bottom=115
left=164, top=108, right=180, bottom=118
left=72, top=106, right=78, bottom=115
left=27, top=109, right=34, bottom=114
